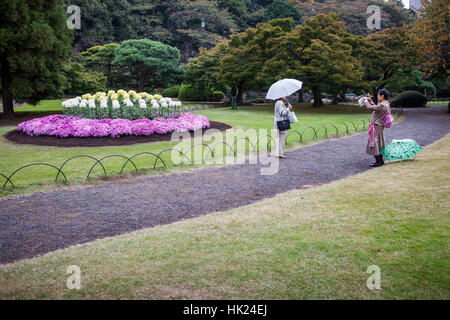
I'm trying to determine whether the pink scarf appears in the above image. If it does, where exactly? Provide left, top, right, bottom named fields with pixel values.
left=368, top=122, right=377, bottom=147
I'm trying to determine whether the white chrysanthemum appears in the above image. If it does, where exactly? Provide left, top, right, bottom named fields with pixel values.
left=139, top=103, right=147, bottom=109
left=150, top=99, right=157, bottom=104
left=88, top=100, right=96, bottom=108
left=100, top=101, right=108, bottom=109
left=169, top=101, right=175, bottom=107
left=112, top=100, right=120, bottom=109
left=177, top=101, right=182, bottom=107
left=80, top=101, right=87, bottom=108
left=161, top=102, right=168, bottom=108
left=126, top=101, right=134, bottom=108
left=76, top=96, right=82, bottom=101
left=152, top=103, right=160, bottom=109
left=165, top=97, right=172, bottom=102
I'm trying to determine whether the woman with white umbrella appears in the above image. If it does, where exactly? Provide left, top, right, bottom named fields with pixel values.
left=274, top=97, right=292, bottom=158
left=266, top=79, right=302, bottom=159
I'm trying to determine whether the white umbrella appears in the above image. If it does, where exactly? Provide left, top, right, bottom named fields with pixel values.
left=265, top=78, right=303, bottom=100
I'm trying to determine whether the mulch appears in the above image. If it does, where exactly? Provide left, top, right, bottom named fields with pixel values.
left=3, top=121, right=231, bottom=147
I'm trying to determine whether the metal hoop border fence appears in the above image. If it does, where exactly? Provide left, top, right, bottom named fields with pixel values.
left=0, top=109, right=403, bottom=191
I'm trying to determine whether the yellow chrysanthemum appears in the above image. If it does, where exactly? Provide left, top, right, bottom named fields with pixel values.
left=154, top=94, right=162, bottom=100
left=107, top=90, right=116, bottom=97
left=135, top=94, right=142, bottom=100
left=110, top=93, right=118, bottom=100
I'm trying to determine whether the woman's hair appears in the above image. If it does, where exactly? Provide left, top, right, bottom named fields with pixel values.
left=378, top=88, right=390, bottom=100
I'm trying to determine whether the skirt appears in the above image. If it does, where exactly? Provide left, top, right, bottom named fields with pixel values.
left=366, top=124, right=385, bottom=156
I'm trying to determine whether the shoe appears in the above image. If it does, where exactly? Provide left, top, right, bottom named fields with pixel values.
left=369, top=155, right=384, bottom=167
left=369, top=162, right=383, bottom=167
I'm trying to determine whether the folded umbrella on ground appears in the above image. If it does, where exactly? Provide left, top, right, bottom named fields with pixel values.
left=380, top=139, right=423, bottom=161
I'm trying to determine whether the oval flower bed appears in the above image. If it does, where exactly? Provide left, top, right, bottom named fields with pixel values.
left=17, top=113, right=210, bottom=138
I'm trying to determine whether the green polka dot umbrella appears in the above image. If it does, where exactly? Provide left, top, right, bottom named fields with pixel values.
left=380, top=139, right=423, bottom=161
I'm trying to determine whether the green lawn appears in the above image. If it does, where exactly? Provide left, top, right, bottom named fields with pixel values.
left=0, top=134, right=447, bottom=299
left=0, top=100, right=374, bottom=197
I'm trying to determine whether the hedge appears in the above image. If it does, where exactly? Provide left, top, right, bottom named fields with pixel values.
left=391, top=91, right=427, bottom=108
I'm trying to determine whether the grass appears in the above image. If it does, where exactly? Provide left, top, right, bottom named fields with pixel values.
left=0, top=134, right=448, bottom=299
left=0, top=101, right=373, bottom=197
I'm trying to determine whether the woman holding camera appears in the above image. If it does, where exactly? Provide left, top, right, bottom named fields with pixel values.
left=363, top=88, right=391, bottom=167
left=274, top=97, right=292, bottom=158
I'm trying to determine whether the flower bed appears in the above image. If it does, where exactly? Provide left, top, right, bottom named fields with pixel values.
left=18, top=113, right=210, bottom=138
left=62, top=90, right=183, bottom=120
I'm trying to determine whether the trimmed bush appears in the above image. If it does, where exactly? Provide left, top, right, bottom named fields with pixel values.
left=178, top=84, right=211, bottom=101
left=247, top=98, right=265, bottom=104
left=162, top=85, right=181, bottom=98
left=391, top=91, right=427, bottom=108
left=212, top=91, right=225, bottom=102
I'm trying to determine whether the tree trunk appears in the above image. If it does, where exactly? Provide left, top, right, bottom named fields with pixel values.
left=372, top=88, right=379, bottom=104
left=312, top=88, right=323, bottom=107
left=331, top=93, right=339, bottom=105
left=1, top=57, right=14, bottom=118
left=137, top=69, right=146, bottom=92
left=297, top=88, right=304, bottom=103
left=236, top=81, right=245, bottom=105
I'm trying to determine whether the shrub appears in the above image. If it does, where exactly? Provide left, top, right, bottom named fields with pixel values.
left=247, top=98, right=265, bottom=104
left=162, top=85, right=181, bottom=98
left=63, top=62, right=107, bottom=95
left=178, top=84, right=211, bottom=101
left=212, top=91, right=225, bottom=102
left=390, top=91, right=427, bottom=108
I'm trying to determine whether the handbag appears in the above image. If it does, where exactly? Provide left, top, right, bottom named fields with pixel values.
left=277, top=119, right=291, bottom=131
left=288, top=111, right=298, bottom=123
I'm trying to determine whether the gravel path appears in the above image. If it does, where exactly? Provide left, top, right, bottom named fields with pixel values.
left=1, top=105, right=448, bottom=264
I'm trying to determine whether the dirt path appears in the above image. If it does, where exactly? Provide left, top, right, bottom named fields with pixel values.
left=0, top=105, right=448, bottom=264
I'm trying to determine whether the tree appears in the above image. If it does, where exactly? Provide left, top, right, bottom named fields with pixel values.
left=218, top=19, right=293, bottom=104
left=0, top=0, right=72, bottom=118
left=60, top=0, right=135, bottom=52
left=385, top=69, right=436, bottom=97
left=80, top=43, right=122, bottom=88
left=409, top=0, right=450, bottom=75
left=364, top=27, right=415, bottom=102
left=263, top=14, right=363, bottom=107
left=62, top=62, right=107, bottom=95
left=293, top=0, right=414, bottom=36
left=265, top=0, right=302, bottom=25
left=184, top=40, right=229, bottom=92
left=169, top=0, right=236, bottom=62
left=112, top=39, right=182, bottom=92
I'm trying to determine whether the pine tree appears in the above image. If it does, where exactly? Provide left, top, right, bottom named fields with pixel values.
left=0, top=0, right=72, bottom=118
